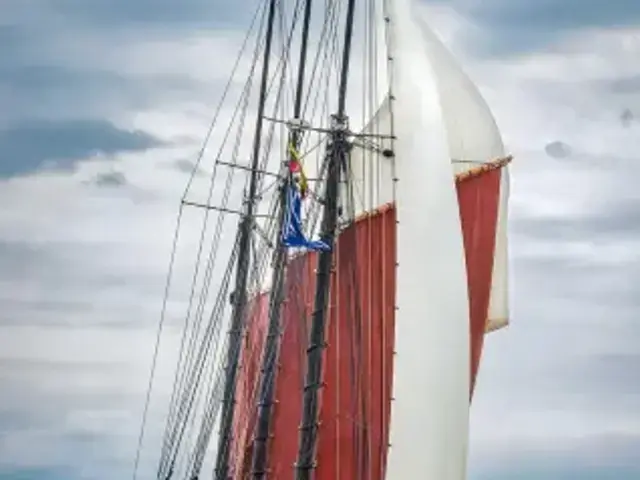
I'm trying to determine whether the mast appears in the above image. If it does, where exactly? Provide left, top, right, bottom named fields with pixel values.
left=295, top=0, right=358, bottom=476
left=250, top=0, right=314, bottom=476
left=213, top=0, right=278, bottom=477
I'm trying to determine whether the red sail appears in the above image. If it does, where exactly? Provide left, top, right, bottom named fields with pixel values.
left=228, top=293, right=270, bottom=476
left=229, top=160, right=506, bottom=478
left=457, top=162, right=503, bottom=397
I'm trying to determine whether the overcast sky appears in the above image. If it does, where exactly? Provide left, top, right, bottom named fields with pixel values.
left=1, top=0, right=639, bottom=479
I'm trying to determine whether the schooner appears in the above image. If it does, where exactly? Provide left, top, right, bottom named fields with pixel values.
left=133, top=0, right=511, bottom=478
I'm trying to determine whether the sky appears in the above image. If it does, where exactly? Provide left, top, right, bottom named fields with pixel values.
left=1, top=0, right=639, bottom=479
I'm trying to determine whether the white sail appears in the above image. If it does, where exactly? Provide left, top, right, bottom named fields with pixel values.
left=346, top=11, right=511, bottom=332
left=487, top=170, right=510, bottom=331
left=415, top=17, right=511, bottom=332
left=346, top=96, right=395, bottom=216
left=385, top=0, right=470, bottom=478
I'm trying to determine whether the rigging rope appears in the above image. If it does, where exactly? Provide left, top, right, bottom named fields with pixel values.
left=132, top=0, right=398, bottom=475
left=160, top=0, right=310, bottom=474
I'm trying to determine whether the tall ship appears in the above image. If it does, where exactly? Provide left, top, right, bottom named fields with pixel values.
left=133, top=0, right=511, bottom=478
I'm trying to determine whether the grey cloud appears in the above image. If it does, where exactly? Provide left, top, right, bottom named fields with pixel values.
left=0, top=359, right=138, bottom=407
left=93, top=171, right=128, bottom=188
left=586, top=78, right=640, bottom=121
left=621, top=109, right=635, bottom=127
left=0, top=356, right=153, bottom=480
left=512, top=196, right=640, bottom=243
left=609, top=76, right=640, bottom=94
left=34, top=0, right=245, bottom=30
left=498, top=321, right=640, bottom=402
left=1, top=1, right=639, bottom=479
left=469, top=0, right=640, bottom=31
left=166, top=159, right=211, bottom=181
left=475, top=458, right=640, bottom=480
left=0, top=239, right=169, bottom=328
left=0, top=119, right=163, bottom=177
left=510, top=201, right=640, bottom=310
left=573, top=353, right=640, bottom=397
left=0, top=467, right=77, bottom=480
left=0, top=65, right=134, bottom=122
left=473, top=338, right=640, bottom=475
left=0, top=7, right=226, bottom=132
left=0, top=241, right=50, bottom=276
left=429, top=0, right=640, bottom=56
left=172, top=159, right=205, bottom=176
left=477, top=198, right=640, bottom=429
left=0, top=65, right=126, bottom=94
left=505, top=255, right=638, bottom=363
left=545, top=140, right=572, bottom=159
left=0, top=64, right=212, bottom=123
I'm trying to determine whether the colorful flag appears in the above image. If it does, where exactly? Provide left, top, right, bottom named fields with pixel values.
left=288, top=143, right=309, bottom=198
left=282, top=185, right=330, bottom=251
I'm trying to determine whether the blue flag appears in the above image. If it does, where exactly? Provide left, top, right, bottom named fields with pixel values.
left=282, top=185, right=330, bottom=251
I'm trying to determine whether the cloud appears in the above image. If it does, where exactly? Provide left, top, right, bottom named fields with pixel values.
left=609, top=75, right=640, bottom=94
left=0, top=120, right=163, bottom=177
left=427, top=0, right=640, bottom=56
left=26, top=0, right=244, bottom=30
left=472, top=0, right=640, bottom=34
left=544, top=140, right=572, bottom=158
left=92, top=171, right=128, bottom=188
left=0, top=325, right=181, bottom=479
left=620, top=108, right=635, bottom=127
left=2, top=1, right=640, bottom=480
left=0, top=2, right=254, bottom=478
left=514, top=201, right=640, bottom=246
left=1, top=0, right=250, bottom=135
left=169, top=158, right=208, bottom=177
